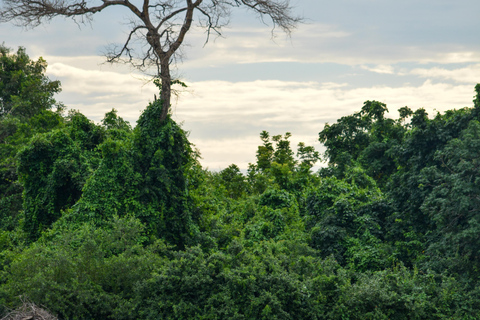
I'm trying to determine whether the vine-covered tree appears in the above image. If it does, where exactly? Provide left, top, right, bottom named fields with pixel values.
left=0, top=45, right=64, bottom=232
left=0, top=0, right=301, bottom=120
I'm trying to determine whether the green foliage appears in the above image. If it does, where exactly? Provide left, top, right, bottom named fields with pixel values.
left=0, top=45, right=65, bottom=233
left=56, top=102, right=199, bottom=249
left=0, top=45, right=62, bottom=119
left=319, top=100, right=388, bottom=168
left=17, top=130, right=86, bottom=240
left=16, top=111, right=104, bottom=240
left=319, top=100, right=407, bottom=185
left=420, top=120, right=480, bottom=278
left=305, top=173, right=384, bottom=264
left=297, top=142, right=320, bottom=170
left=219, top=164, right=247, bottom=200
left=0, top=109, right=64, bottom=186
left=101, top=108, right=132, bottom=139
left=243, top=188, right=304, bottom=243
left=256, top=130, right=275, bottom=171
left=69, top=137, right=142, bottom=226
left=3, top=51, right=480, bottom=319
left=317, top=87, right=480, bottom=273
left=249, top=130, right=320, bottom=194
left=1, top=216, right=165, bottom=320
left=134, top=242, right=331, bottom=320
left=331, top=266, right=480, bottom=319
left=272, top=132, right=295, bottom=168
left=133, top=100, right=200, bottom=248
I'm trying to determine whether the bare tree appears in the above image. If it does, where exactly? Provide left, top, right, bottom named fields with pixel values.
left=0, top=0, right=301, bottom=121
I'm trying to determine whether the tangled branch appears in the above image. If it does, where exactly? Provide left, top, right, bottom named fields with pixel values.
left=1, top=298, right=57, bottom=320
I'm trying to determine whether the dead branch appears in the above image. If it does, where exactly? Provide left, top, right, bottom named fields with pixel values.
left=1, top=298, right=57, bottom=320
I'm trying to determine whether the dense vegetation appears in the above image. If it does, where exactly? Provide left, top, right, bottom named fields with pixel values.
left=2, top=45, right=480, bottom=319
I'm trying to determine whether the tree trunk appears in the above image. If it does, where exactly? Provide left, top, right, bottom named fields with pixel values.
left=159, top=57, right=171, bottom=121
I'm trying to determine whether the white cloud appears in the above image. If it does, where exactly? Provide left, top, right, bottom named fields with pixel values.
left=179, top=23, right=480, bottom=69
left=431, top=52, right=480, bottom=64
left=411, top=64, right=480, bottom=84
left=48, top=63, right=148, bottom=95
left=46, top=60, right=476, bottom=169
left=46, top=62, right=156, bottom=122
left=180, top=23, right=355, bottom=67
left=361, top=64, right=395, bottom=74
left=177, top=80, right=474, bottom=169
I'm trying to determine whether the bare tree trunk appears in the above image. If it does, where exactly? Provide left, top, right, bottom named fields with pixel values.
left=159, top=57, right=171, bottom=121
left=156, top=0, right=198, bottom=122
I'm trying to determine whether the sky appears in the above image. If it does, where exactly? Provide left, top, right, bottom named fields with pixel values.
left=1, top=0, right=480, bottom=170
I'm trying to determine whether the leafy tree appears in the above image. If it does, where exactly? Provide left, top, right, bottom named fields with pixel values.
left=59, top=102, right=200, bottom=248
left=243, top=188, right=304, bottom=243
left=219, top=164, right=248, bottom=200
left=386, top=104, right=480, bottom=265
left=319, top=101, right=387, bottom=169
left=0, top=45, right=64, bottom=231
left=1, top=216, right=165, bottom=320
left=0, top=45, right=61, bottom=119
left=272, top=132, right=295, bottom=169
left=319, top=100, right=406, bottom=185
left=316, top=89, right=480, bottom=269
left=17, top=113, right=102, bottom=240
left=249, top=131, right=320, bottom=194
left=297, top=142, right=320, bottom=171
left=5, top=57, right=480, bottom=319
left=305, top=168, right=385, bottom=265
left=331, top=266, right=479, bottom=319
left=68, top=136, right=141, bottom=227
left=134, top=242, right=333, bottom=320
left=256, top=130, right=275, bottom=171
left=420, top=120, right=480, bottom=278
left=133, top=100, right=200, bottom=247
left=0, top=110, right=65, bottom=231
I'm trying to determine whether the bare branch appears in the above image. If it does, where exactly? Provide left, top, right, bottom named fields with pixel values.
left=0, top=0, right=128, bottom=26
left=237, top=0, right=302, bottom=34
left=196, top=6, right=223, bottom=45
left=156, top=7, right=188, bottom=31
left=166, top=0, right=202, bottom=58
left=105, top=25, right=148, bottom=63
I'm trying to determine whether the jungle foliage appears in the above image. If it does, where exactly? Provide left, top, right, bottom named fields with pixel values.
left=2, top=45, right=480, bottom=319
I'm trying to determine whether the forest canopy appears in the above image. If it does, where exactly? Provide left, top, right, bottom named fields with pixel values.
left=2, top=45, right=480, bottom=319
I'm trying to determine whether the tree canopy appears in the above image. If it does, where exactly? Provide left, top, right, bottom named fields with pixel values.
left=2, top=49, right=480, bottom=319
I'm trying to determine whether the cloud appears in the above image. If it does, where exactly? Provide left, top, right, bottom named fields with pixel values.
left=46, top=62, right=156, bottom=122
left=361, top=65, right=395, bottom=74
left=48, top=63, right=147, bottom=95
left=177, top=80, right=474, bottom=169
left=411, top=64, right=480, bottom=84
left=3, top=0, right=480, bottom=73
left=179, top=21, right=480, bottom=70
left=45, top=59, right=478, bottom=171
left=180, top=23, right=350, bottom=67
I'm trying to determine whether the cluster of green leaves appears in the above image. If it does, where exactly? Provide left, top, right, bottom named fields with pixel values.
left=0, top=45, right=65, bottom=233
left=0, top=45, right=62, bottom=119
left=2, top=45, right=480, bottom=319
left=318, top=86, right=480, bottom=279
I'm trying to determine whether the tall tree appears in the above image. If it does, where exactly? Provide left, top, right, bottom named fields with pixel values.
left=0, top=0, right=301, bottom=120
left=0, top=45, right=64, bottom=231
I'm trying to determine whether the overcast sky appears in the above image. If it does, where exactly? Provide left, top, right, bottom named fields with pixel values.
left=1, top=0, right=480, bottom=170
